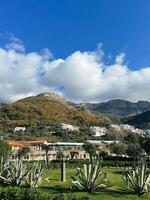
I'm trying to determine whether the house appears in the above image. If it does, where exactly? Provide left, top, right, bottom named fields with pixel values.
left=86, top=140, right=119, bottom=150
left=7, top=140, right=47, bottom=150
left=109, top=124, right=122, bottom=130
left=59, top=123, right=79, bottom=131
left=144, top=129, right=150, bottom=135
left=90, top=126, right=107, bottom=137
left=109, top=124, right=144, bottom=136
left=7, top=140, right=89, bottom=161
left=14, top=127, right=26, bottom=132
left=44, top=142, right=88, bottom=160
left=120, top=124, right=144, bottom=135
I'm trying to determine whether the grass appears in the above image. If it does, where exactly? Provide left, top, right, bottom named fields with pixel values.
left=39, top=167, right=150, bottom=200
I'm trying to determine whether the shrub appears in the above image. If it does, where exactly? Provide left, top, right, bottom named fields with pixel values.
left=0, top=187, right=90, bottom=200
left=0, top=187, right=46, bottom=200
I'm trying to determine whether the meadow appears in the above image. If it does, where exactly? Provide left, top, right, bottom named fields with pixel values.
left=39, top=167, right=150, bottom=200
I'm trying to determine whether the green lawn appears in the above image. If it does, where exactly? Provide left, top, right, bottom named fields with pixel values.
left=39, top=167, right=150, bottom=200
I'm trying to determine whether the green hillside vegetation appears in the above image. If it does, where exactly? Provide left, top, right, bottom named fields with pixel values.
left=0, top=93, right=111, bottom=127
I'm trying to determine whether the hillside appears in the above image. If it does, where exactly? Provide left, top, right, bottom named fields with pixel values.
left=0, top=93, right=111, bottom=127
left=0, top=103, right=6, bottom=107
left=74, top=99, right=150, bottom=116
left=123, top=110, right=150, bottom=129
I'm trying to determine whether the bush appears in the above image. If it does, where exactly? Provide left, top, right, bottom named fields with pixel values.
left=0, top=187, right=46, bottom=200
left=0, top=187, right=90, bottom=200
left=46, top=159, right=88, bottom=169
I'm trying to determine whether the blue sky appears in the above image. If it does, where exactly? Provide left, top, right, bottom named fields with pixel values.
left=0, top=0, right=150, bottom=102
left=1, top=0, right=150, bottom=68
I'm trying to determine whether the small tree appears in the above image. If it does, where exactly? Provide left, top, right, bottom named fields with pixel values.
left=126, top=144, right=143, bottom=158
left=56, top=151, right=64, bottom=160
left=110, top=143, right=126, bottom=156
left=17, top=146, right=31, bottom=159
left=83, top=142, right=97, bottom=161
left=70, top=151, right=79, bottom=160
left=124, top=133, right=139, bottom=144
left=141, top=137, right=150, bottom=155
left=41, top=145, right=51, bottom=164
left=0, top=141, right=11, bottom=160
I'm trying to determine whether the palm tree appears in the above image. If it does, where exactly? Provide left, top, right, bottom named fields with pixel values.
left=41, top=145, right=51, bottom=164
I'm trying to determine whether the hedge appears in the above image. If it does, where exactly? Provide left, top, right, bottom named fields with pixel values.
left=0, top=187, right=90, bottom=200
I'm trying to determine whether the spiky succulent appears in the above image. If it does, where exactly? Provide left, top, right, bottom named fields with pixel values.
left=0, top=159, right=28, bottom=186
left=0, top=159, right=45, bottom=188
left=71, top=161, right=109, bottom=192
left=25, top=162, right=45, bottom=187
left=122, top=158, right=150, bottom=195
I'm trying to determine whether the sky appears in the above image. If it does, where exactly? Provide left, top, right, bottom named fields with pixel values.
left=0, top=0, right=150, bottom=103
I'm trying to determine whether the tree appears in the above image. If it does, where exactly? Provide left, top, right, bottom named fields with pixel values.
left=98, top=150, right=108, bottom=158
left=110, top=143, right=126, bottom=156
left=126, top=143, right=143, bottom=158
left=0, top=141, right=11, bottom=160
left=124, top=133, right=139, bottom=144
left=105, top=127, right=125, bottom=141
left=83, top=142, right=97, bottom=160
left=41, top=145, right=51, bottom=164
left=56, top=151, right=64, bottom=160
left=70, top=151, right=79, bottom=159
left=17, top=146, right=31, bottom=159
left=140, top=137, right=150, bottom=155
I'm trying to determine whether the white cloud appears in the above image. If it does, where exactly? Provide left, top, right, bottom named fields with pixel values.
left=3, top=33, right=25, bottom=53
left=0, top=37, right=150, bottom=103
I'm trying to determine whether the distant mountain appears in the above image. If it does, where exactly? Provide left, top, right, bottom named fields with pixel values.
left=73, top=99, right=150, bottom=116
left=0, top=93, right=111, bottom=126
left=123, top=110, right=150, bottom=129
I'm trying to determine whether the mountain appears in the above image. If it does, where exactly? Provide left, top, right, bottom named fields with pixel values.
left=123, top=110, right=150, bottom=128
left=0, top=93, right=111, bottom=127
left=73, top=99, right=150, bottom=116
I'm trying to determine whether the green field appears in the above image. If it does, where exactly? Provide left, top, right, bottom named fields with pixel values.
left=39, top=167, right=150, bottom=200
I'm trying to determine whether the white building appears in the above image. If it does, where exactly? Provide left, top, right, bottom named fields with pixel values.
left=109, top=124, right=122, bottom=130
left=87, top=140, right=119, bottom=145
left=120, top=124, right=144, bottom=135
left=144, top=129, right=150, bottom=135
left=59, top=123, right=79, bottom=131
left=14, top=127, right=26, bottom=132
left=9, top=141, right=89, bottom=161
left=90, top=126, right=107, bottom=137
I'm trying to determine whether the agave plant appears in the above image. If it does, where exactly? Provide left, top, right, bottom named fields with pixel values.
left=25, top=162, right=45, bottom=187
left=122, top=158, right=150, bottom=195
left=71, top=161, right=109, bottom=192
left=0, top=159, right=28, bottom=186
left=0, top=158, right=11, bottom=186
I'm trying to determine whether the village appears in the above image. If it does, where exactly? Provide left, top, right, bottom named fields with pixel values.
left=3, top=122, right=149, bottom=161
